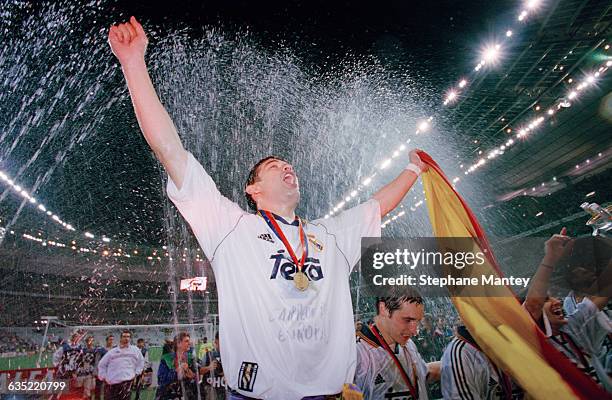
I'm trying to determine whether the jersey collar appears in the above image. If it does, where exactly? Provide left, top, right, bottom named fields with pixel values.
left=258, top=210, right=300, bottom=226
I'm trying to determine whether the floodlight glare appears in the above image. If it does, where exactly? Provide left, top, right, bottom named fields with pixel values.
left=482, top=45, right=500, bottom=64
left=526, top=0, right=540, bottom=9
left=418, top=121, right=430, bottom=131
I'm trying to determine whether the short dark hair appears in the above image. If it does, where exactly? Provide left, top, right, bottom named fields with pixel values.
left=121, top=330, right=131, bottom=337
left=244, top=156, right=289, bottom=211
left=137, top=338, right=145, bottom=344
left=376, top=295, right=423, bottom=316
left=106, top=334, right=114, bottom=340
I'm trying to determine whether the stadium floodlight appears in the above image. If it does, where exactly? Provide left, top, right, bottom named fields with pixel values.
left=418, top=120, right=430, bottom=131
left=526, top=0, right=540, bottom=9
left=482, top=45, right=500, bottom=64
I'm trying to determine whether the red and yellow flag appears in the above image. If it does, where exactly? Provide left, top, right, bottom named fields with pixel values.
left=418, top=151, right=610, bottom=400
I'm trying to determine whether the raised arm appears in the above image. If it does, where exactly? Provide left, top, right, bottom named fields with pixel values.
left=372, top=149, right=428, bottom=217
left=108, top=17, right=188, bottom=187
left=524, top=228, right=572, bottom=321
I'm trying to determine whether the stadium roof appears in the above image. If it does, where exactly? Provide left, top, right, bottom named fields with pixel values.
left=0, top=0, right=610, bottom=325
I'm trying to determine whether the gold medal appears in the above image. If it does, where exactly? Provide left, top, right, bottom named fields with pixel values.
left=294, top=271, right=309, bottom=291
left=258, top=211, right=310, bottom=291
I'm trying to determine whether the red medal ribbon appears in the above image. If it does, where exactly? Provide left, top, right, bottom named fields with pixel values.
left=259, top=210, right=307, bottom=273
left=370, top=324, right=420, bottom=400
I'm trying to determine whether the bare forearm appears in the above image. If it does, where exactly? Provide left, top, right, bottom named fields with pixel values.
left=372, top=170, right=418, bottom=217
left=426, top=361, right=441, bottom=382
left=524, top=256, right=556, bottom=319
left=122, top=60, right=187, bottom=185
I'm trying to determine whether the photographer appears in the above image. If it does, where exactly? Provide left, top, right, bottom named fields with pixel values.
left=200, top=333, right=225, bottom=400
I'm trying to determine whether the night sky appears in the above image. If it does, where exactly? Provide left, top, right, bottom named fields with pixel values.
left=107, top=0, right=517, bottom=85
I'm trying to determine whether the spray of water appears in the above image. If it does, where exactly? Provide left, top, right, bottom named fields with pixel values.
left=0, top=1, right=477, bottom=366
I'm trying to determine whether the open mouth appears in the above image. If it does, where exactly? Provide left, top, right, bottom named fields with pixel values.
left=551, top=306, right=565, bottom=318
left=283, top=173, right=296, bottom=185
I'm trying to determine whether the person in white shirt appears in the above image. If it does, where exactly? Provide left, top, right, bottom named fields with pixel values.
left=354, top=296, right=440, bottom=400
left=107, top=17, right=427, bottom=399
left=97, top=330, right=144, bottom=400
left=440, top=325, right=522, bottom=400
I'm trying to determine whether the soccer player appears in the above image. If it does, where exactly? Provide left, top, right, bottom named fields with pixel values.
left=354, top=296, right=440, bottom=399
left=108, top=17, right=427, bottom=399
left=440, top=325, right=520, bottom=399
left=77, top=336, right=97, bottom=399
left=523, top=229, right=611, bottom=391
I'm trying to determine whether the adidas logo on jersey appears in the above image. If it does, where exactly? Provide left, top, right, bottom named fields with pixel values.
left=374, top=373, right=385, bottom=385
left=257, top=233, right=275, bottom=243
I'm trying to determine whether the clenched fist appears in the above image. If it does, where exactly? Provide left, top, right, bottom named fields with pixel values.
left=409, top=149, right=429, bottom=173
left=108, top=16, right=148, bottom=67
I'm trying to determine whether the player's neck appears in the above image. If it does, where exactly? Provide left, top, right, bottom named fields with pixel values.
left=258, top=201, right=296, bottom=222
left=373, top=316, right=397, bottom=348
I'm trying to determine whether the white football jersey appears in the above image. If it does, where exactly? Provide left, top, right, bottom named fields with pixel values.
left=544, top=297, right=612, bottom=389
left=440, top=337, right=501, bottom=400
left=354, top=324, right=429, bottom=400
left=167, top=153, right=381, bottom=399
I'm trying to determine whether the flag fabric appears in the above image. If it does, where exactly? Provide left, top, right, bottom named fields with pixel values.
left=418, top=150, right=610, bottom=400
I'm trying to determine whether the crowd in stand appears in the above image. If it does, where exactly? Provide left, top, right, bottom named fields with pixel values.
left=0, top=329, right=38, bottom=354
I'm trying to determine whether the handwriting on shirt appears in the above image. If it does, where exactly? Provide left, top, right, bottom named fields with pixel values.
left=270, top=304, right=329, bottom=343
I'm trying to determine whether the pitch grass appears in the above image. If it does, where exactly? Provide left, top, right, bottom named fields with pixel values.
left=0, top=347, right=163, bottom=370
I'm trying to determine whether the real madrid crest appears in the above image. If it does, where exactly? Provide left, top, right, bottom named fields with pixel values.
left=307, top=234, right=324, bottom=252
